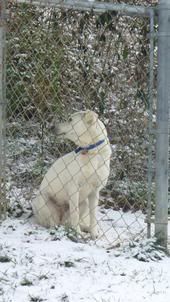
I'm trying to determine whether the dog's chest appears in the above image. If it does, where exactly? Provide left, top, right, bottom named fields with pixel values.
left=78, top=154, right=109, bottom=189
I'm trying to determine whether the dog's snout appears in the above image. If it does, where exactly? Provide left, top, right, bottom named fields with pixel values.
left=48, top=120, right=55, bottom=131
left=55, top=124, right=59, bottom=133
left=48, top=120, right=61, bottom=134
left=55, top=124, right=65, bottom=136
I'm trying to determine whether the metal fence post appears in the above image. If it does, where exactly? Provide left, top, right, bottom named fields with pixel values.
left=147, top=9, right=154, bottom=239
left=0, top=0, right=6, bottom=219
left=155, top=0, right=170, bottom=248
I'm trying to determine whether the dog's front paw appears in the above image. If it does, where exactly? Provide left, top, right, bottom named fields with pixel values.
left=90, top=226, right=101, bottom=240
left=75, top=225, right=82, bottom=234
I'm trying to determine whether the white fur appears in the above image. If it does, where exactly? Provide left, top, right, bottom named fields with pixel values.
left=32, top=110, right=112, bottom=239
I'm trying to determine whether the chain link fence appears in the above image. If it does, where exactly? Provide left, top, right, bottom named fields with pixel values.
left=1, top=0, right=156, bottom=247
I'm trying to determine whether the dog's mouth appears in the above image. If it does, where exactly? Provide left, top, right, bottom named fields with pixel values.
left=57, top=132, right=65, bottom=137
left=55, top=125, right=65, bottom=136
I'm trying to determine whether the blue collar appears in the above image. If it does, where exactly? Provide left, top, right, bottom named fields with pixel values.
left=75, top=139, right=105, bottom=154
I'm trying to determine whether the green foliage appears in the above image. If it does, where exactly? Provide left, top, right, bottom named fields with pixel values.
left=20, top=278, right=33, bottom=286
left=6, top=4, right=153, bottom=213
left=49, top=225, right=86, bottom=242
left=0, top=255, right=11, bottom=263
left=29, top=296, right=44, bottom=302
left=7, top=4, right=63, bottom=118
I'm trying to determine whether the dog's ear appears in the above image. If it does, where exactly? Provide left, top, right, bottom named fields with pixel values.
left=84, top=110, right=98, bottom=125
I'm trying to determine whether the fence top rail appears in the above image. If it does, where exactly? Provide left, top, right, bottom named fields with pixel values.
left=14, top=0, right=154, bottom=17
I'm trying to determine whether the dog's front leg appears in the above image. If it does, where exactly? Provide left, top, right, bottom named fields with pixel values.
left=88, top=190, right=100, bottom=239
left=69, top=191, right=81, bottom=233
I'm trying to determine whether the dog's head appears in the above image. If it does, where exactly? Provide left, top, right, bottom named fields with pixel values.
left=56, top=110, right=108, bottom=146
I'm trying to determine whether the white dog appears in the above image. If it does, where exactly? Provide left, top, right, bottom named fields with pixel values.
left=32, top=110, right=112, bottom=239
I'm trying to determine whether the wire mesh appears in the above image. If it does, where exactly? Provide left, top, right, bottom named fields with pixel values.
left=0, top=0, right=6, bottom=220
left=4, top=1, right=156, bottom=247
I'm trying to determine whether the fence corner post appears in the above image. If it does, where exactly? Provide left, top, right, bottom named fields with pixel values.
left=155, top=0, right=170, bottom=248
left=0, top=0, right=6, bottom=220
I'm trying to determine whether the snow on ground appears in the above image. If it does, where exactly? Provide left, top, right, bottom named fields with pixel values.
left=0, top=210, right=170, bottom=302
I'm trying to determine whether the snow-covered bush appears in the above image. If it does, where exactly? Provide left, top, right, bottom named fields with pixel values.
left=6, top=2, right=156, bottom=214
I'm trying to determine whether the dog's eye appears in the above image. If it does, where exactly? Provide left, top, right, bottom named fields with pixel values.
left=68, top=117, right=72, bottom=122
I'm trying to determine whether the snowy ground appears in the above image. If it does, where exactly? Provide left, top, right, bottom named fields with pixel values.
left=0, top=210, right=170, bottom=302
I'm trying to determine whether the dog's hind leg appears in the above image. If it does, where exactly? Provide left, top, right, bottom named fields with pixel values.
left=32, top=194, right=61, bottom=227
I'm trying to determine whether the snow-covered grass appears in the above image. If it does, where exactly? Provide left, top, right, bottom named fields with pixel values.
left=0, top=211, right=169, bottom=302
left=3, top=122, right=169, bottom=301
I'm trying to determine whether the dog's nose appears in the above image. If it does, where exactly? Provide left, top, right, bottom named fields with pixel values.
left=55, top=124, right=64, bottom=136
left=56, top=125, right=60, bottom=134
left=48, top=121, right=56, bottom=131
